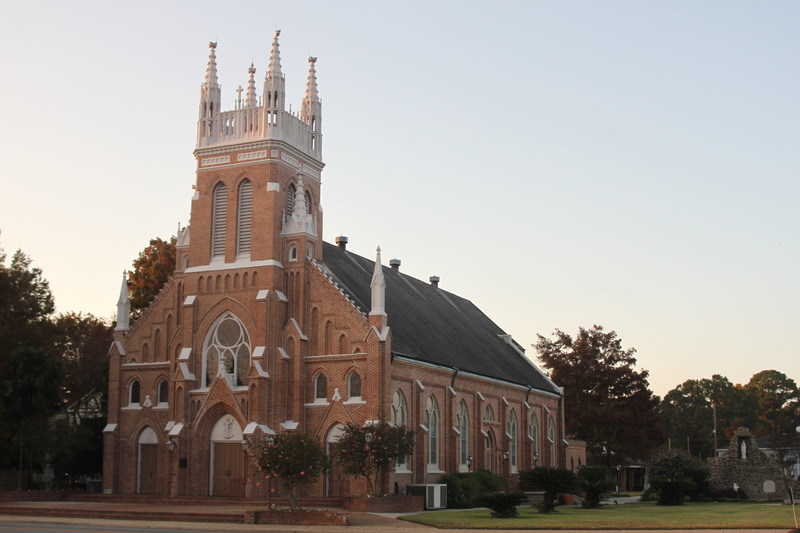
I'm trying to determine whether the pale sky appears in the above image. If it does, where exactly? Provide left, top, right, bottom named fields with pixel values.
left=2, top=1, right=797, bottom=397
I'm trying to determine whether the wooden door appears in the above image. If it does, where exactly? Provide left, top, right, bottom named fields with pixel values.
left=212, top=443, right=244, bottom=496
left=139, top=444, right=158, bottom=494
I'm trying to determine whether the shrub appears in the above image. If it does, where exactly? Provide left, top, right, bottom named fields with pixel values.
left=520, top=467, right=579, bottom=513
left=438, top=469, right=505, bottom=508
left=647, top=450, right=709, bottom=506
left=475, top=491, right=527, bottom=518
left=576, top=465, right=615, bottom=508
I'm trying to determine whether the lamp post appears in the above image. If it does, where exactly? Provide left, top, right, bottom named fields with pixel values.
left=166, top=438, right=176, bottom=498
left=616, top=464, right=621, bottom=494
left=241, top=438, right=250, bottom=497
left=503, top=451, right=510, bottom=491
left=466, top=455, right=473, bottom=472
left=266, top=436, right=274, bottom=509
left=534, top=452, right=539, bottom=467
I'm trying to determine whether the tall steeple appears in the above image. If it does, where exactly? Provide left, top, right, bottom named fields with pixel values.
left=199, top=42, right=221, bottom=121
left=115, top=271, right=130, bottom=332
left=264, top=30, right=285, bottom=111
left=301, top=56, right=322, bottom=152
left=370, top=247, right=386, bottom=316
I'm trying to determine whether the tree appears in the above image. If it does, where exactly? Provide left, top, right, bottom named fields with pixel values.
left=659, top=375, right=757, bottom=457
left=0, top=244, right=55, bottom=362
left=128, top=236, right=176, bottom=318
left=334, top=421, right=414, bottom=496
left=251, top=432, right=328, bottom=510
left=48, top=313, right=113, bottom=423
left=744, top=370, right=800, bottom=436
left=534, top=325, right=663, bottom=463
left=520, top=466, right=579, bottom=513
left=647, top=449, right=709, bottom=505
left=576, top=465, right=615, bottom=508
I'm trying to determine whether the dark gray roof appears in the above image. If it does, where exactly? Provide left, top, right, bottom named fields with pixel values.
left=320, top=241, right=561, bottom=395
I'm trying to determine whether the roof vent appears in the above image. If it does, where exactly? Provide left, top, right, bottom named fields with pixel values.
left=429, top=275, right=440, bottom=287
left=335, top=236, right=348, bottom=250
left=390, top=259, right=401, bottom=270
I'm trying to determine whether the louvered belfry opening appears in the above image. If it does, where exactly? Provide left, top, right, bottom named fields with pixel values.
left=237, top=180, right=253, bottom=257
left=211, top=182, right=228, bottom=259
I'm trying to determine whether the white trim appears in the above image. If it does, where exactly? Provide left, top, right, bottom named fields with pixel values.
left=183, top=295, right=196, bottom=306
left=103, top=424, right=118, bottom=433
left=256, top=290, right=269, bottom=301
left=185, top=259, right=283, bottom=273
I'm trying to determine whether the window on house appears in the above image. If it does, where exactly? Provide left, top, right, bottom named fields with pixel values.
left=508, top=410, right=518, bottom=471
left=211, top=182, right=228, bottom=259
left=457, top=401, right=469, bottom=469
left=347, top=371, right=361, bottom=400
left=484, top=404, right=495, bottom=422
left=202, top=312, right=251, bottom=388
left=530, top=413, right=539, bottom=465
left=392, top=390, right=408, bottom=470
left=236, top=179, right=253, bottom=257
left=426, top=395, right=439, bottom=468
left=548, top=416, right=556, bottom=467
left=314, top=373, right=328, bottom=402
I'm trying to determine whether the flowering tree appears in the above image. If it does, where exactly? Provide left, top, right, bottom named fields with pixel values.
left=251, top=432, right=328, bottom=510
left=334, top=421, right=414, bottom=496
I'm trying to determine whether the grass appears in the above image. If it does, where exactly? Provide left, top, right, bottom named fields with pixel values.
left=399, top=501, right=799, bottom=529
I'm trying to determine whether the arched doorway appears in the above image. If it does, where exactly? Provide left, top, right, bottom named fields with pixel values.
left=485, top=429, right=496, bottom=475
left=210, top=414, right=245, bottom=496
left=325, top=423, right=347, bottom=497
left=138, top=427, right=158, bottom=494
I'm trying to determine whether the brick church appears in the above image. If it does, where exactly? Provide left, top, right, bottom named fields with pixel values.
left=103, top=31, right=584, bottom=498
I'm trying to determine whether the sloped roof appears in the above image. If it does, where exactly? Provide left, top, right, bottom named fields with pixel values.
left=320, top=241, right=560, bottom=395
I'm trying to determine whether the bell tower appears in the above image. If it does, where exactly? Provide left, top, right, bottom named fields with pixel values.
left=178, top=31, right=325, bottom=282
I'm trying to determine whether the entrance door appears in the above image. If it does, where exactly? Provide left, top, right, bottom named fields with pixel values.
left=212, top=443, right=244, bottom=496
left=139, top=444, right=158, bottom=494
left=325, top=424, right=347, bottom=497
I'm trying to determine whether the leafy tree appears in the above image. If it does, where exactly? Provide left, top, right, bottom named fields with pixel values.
left=744, top=370, right=800, bottom=435
left=647, top=449, right=709, bottom=505
left=659, top=375, right=757, bottom=457
left=48, top=312, right=113, bottom=422
left=128, top=236, right=176, bottom=318
left=439, top=470, right=505, bottom=508
left=474, top=492, right=527, bottom=518
left=576, top=465, right=615, bottom=508
left=251, top=432, right=328, bottom=510
left=0, top=244, right=55, bottom=362
left=534, top=325, right=663, bottom=463
left=334, top=421, right=414, bottom=496
left=520, top=466, right=579, bottom=513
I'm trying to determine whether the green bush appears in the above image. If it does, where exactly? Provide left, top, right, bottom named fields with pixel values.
left=439, top=469, right=505, bottom=508
left=520, top=466, right=579, bottom=513
left=475, top=491, right=527, bottom=518
left=576, top=465, right=615, bottom=508
left=647, top=450, right=709, bottom=506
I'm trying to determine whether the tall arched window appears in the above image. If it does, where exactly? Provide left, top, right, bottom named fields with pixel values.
left=484, top=404, right=495, bottom=422
left=425, top=395, right=439, bottom=468
left=347, top=371, right=361, bottom=400
left=236, top=179, right=253, bottom=257
left=548, top=416, right=556, bottom=467
left=157, top=379, right=168, bottom=406
left=457, top=401, right=469, bottom=470
left=314, top=373, right=328, bottom=402
left=530, top=413, right=539, bottom=466
left=202, top=312, right=250, bottom=388
left=508, top=410, right=518, bottom=471
left=285, top=183, right=296, bottom=221
left=392, top=390, right=408, bottom=470
left=129, top=380, right=141, bottom=406
left=211, top=182, right=228, bottom=259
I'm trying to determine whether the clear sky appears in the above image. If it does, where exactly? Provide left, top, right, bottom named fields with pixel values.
left=2, top=1, right=797, bottom=397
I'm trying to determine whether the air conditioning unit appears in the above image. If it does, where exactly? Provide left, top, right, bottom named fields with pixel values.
left=406, top=483, right=447, bottom=509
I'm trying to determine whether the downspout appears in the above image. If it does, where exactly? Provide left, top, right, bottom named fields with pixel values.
left=451, top=367, right=459, bottom=388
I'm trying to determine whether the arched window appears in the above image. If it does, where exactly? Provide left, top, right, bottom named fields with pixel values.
left=202, top=312, right=251, bottom=388
left=236, top=180, right=253, bottom=257
left=285, top=183, right=296, bottom=221
left=508, top=410, right=518, bottom=471
left=157, top=379, right=168, bottom=405
left=288, top=245, right=298, bottom=261
left=129, top=380, right=141, bottom=406
left=392, top=390, right=408, bottom=470
left=530, top=413, right=539, bottom=466
left=484, top=404, right=495, bottom=422
left=211, top=182, right=228, bottom=259
left=425, top=395, right=439, bottom=468
left=548, top=416, right=556, bottom=467
left=314, top=373, right=328, bottom=402
left=347, top=371, right=361, bottom=400
left=457, top=401, right=469, bottom=470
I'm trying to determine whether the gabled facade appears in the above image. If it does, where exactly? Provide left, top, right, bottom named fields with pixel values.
left=103, top=32, right=580, bottom=498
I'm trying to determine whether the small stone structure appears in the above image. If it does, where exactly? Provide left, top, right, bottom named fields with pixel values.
left=708, top=427, right=798, bottom=501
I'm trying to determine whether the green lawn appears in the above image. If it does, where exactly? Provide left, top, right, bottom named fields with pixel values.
left=399, top=501, right=798, bottom=530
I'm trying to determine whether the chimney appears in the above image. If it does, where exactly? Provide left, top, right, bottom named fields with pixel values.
left=429, top=275, right=440, bottom=287
left=390, top=259, right=401, bottom=271
left=335, top=236, right=348, bottom=250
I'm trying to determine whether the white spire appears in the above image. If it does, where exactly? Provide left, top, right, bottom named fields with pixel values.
left=301, top=57, right=320, bottom=123
left=204, top=42, right=219, bottom=89
left=264, top=30, right=285, bottom=111
left=115, top=271, right=130, bottom=332
left=245, top=63, right=258, bottom=108
left=370, top=247, right=386, bottom=316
